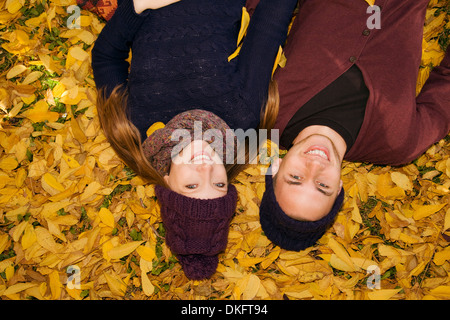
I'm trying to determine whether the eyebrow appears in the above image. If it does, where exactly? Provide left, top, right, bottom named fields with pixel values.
left=283, top=177, right=334, bottom=197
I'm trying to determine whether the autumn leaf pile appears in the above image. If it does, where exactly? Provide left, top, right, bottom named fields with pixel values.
left=0, top=0, right=449, bottom=300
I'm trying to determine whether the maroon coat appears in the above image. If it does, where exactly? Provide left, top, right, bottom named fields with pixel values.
left=267, top=0, right=450, bottom=166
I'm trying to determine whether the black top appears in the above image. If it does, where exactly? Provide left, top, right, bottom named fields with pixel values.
left=280, top=64, right=369, bottom=152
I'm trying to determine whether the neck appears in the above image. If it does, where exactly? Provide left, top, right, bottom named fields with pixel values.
left=292, top=125, right=347, bottom=162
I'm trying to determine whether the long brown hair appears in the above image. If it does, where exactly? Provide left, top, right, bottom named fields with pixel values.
left=96, top=86, right=169, bottom=187
left=96, top=80, right=279, bottom=184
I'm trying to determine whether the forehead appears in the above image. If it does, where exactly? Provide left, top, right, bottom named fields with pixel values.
left=273, top=176, right=336, bottom=221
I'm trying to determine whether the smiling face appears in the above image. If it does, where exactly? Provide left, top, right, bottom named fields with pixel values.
left=271, top=133, right=344, bottom=221
left=164, top=140, right=228, bottom=199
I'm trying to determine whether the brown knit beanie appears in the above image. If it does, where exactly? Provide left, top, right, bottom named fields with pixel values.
left=142, top=109, right=235, bottom=176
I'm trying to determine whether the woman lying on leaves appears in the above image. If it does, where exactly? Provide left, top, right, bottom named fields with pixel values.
left=90, top=0, right=298, bottom=280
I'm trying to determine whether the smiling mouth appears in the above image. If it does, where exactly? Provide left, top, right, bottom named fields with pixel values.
left=304, top=146, right=330, bottom=161
left=190, top=152, right=213, bottom=164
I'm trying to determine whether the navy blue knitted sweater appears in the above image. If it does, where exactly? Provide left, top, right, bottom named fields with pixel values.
left=92, top=0, right=298, bottom=139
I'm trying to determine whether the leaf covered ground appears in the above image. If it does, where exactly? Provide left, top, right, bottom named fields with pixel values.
left=0, top=0, right=450, bottom=301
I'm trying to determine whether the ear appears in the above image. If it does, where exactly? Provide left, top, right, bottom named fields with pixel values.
left=339, top=179, right=343, bottom=190
left=270, top=157, right=282, bottom=176
left=163, top=174, right=170, bottom=185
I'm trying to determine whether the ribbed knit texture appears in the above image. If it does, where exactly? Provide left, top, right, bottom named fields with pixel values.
left=92, top=0, right=299, bottom=139
left=259, top=173, right=344, bottom=252
left=155, top=183, right=238, bottom=280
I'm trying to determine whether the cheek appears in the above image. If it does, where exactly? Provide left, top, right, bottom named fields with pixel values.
left=166, top=163, right=190, bottom=183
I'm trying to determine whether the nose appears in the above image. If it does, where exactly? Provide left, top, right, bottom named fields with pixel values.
left=195, top=162, right=213, bottom=173
left=305, top=157, right=325, bottom=172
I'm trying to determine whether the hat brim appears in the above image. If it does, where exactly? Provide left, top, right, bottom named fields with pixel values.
left=260, top=173, right=345, bottom=251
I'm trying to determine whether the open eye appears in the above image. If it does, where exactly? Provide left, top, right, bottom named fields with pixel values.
left=290, top=174, right=303, bottom=180
left=185, top=184, right=198, bottom=189
left=215, top=183, right=226, bottom=188
left=317, top=181, right=329, bottom=189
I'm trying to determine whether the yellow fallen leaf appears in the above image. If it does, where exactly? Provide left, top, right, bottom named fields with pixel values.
left=443, top=208, right=450, bottom=231
left=24, top=11, right=46, bottom=28
left=76, top=30, right=95, bottom=45
left=49, top=270, right=62, bottom=299
left=28, top=159, right=47, bottom=178
left=21, top=223, right=37, bottom=250
left=238, top=255, right=266, bottom=268
left=102, top=236, right=117, bottom=261
left=398, top=232, right=423, bottom=244
left=107, top=241, right=144, bottom=260
left=66, top=287, right=83, bottom=300
left=12, top=220, right=27, bottom=242
left=62, top=153, right=80, bottom=168
left=146, top=121, right=165, bottom=137
left=35, top=226, right=61, bottom=253
left=428, top=286, right=450, bottom=299
left=141, top=270, right=154, bottom=296
left=0, top=234, right=10, bottom=254
left=378, top=244, right=413, bottom=257
left=20, top=93, right=35, bottom=105
left=2, top=282, right=37, bottom=296
left=237, top=7, right=250, bottom=46
left=328, top=238, right=357, bottom=271
left=0, top=157, right=18, bottom=171
left=367, top=288, right=401, bottom=300
left=433, top=246, right=450, bottom=265
left=98, top=207, right=115, bottom=228
left=41, top=172, right=66, bottom=196
left=272, top=46, right=283, bottom=76
left=79, top=181, right=102, bottom=201
left=48, top=185, right=77, bottom=202
left=7, top=0, right=24, bottom=14
left=377, top=173, right=405, bottom=199
left=82, top=227, right=100, bottom=254
left=40, top=200, right=71, bottom=219
left=22, top=71, right=43, bottom=85
left=45, top=3, right=55, bottom=29
left=412, top=203, right=446, bottom=220
left=21, top=100, right=59, bottom=123
left=70, top=115, right=88, bottom=143
left=284, top=288, right=313, bottom=300
left=6, top=64, right=27, bottom=79
left=242, top=274, right=261, bottom=300
left=104, top=272, right=127, bottom=297
left=4, top=264, right=14, bottom=281
left=52, top=81, right=66, bottom=98
left=66, top=46, right=89, bottom=69
left=390, top=172, right=413, bottom=191
left=140, top=257, right=155, bottom=296
left=53, top=214, right=79, bottom=226
left=330, top=254, right=357, bottom=272
left=136, top=244, right=156, bottom=262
